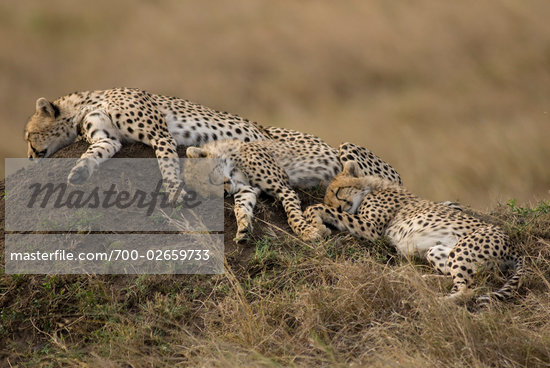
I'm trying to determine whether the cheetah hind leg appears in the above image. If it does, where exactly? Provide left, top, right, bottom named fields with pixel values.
left=443, top=228, right=495, bottom=304
left=338, top=142, right=402, bottom=184
left=239, top=144, right=327, bottom=241
left=425, top=244, right=453, bottom=276
left=445, top=225, right=519, bottom=306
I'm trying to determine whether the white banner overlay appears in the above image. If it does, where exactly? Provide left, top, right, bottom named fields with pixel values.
left=5, top=233, right=223, bottom=274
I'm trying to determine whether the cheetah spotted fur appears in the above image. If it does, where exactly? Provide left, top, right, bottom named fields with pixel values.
left=185, top=135, right=402, bottom=242
left=305, top=160, right=524, bottom=306
left=25, top=88, right=269, bottom=201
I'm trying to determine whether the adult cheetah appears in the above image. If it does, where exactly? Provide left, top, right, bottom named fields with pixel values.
left=24, top=88, right=269, bottom=201
left=304, top=160, right=524, bottom=306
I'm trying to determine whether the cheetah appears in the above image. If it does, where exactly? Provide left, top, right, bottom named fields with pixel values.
left=304, top=160, right=524, bottom=306
left=184, top=137, right=402, bottom=242
left=24, top=88, right=269, bottom=201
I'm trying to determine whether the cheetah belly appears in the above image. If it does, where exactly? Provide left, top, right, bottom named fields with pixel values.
left=385, top=225, right=459, bottom=257
left=286, top=167, right=330, bottom=188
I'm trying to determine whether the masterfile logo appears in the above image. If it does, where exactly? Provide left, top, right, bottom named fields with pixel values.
left=5, top=158, right=222, bottom=232
left=26, top=181, right=201, bottom=216
left=4, top=158, right=224, bottom=274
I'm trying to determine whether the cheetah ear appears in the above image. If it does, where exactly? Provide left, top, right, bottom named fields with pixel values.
left=186, top=147, right=208, bottom=158
left=342, top=161, right=360, bottom=178
left=35, top=98, right=55, bottom=118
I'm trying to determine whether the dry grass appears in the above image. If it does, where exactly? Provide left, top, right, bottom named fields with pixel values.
left=1, top=188, right=550, bottom=367
left=1, top=0, right=549, bottom=207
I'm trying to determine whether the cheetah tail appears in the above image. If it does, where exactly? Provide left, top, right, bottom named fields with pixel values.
left=476, top=256, right=524, bottom=308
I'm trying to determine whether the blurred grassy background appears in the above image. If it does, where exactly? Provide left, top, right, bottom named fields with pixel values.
left=1, top=0, right=548, bottom=208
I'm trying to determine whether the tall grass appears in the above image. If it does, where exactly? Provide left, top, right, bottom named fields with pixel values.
left=1, top=197, right=550, bottom=367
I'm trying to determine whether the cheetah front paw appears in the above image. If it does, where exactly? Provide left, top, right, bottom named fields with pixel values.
left=300, top=224, right=330, bottom=241
left=164, top=181, right=190, bottom=204
left=304, top=205, right=327, bottom=224
left=68, top=165, right=91, bottom=185
left=303, top=208, right=331, bottom=239
left=234, top=219, right=253, bottom=243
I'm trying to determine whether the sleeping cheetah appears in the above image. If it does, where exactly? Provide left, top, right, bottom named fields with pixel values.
left=24, top=88, right=269, bottom=201
left=185, top=137, right=402, bottom=242
left=304, top=160, right=523, bottom=305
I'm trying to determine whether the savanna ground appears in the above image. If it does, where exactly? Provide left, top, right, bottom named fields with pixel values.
left=1, top=143, right=550, bottom=367
left=1, top=1, right=550, bottom=366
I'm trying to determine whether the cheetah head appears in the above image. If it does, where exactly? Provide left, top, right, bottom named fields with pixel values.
left=185, top=146, right=251, bottom=198
left=325, top=161, right=399, bottom=213
left=184, top=147, right=232, bottom=198
left=25, top=98, right=75, bottom=160
left=324, top=161, right=368, bottom=214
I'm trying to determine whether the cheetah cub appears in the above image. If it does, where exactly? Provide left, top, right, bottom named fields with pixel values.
left=305, top=161, right=523, bottom=305
left=185, top=137, right=339, bottom=242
